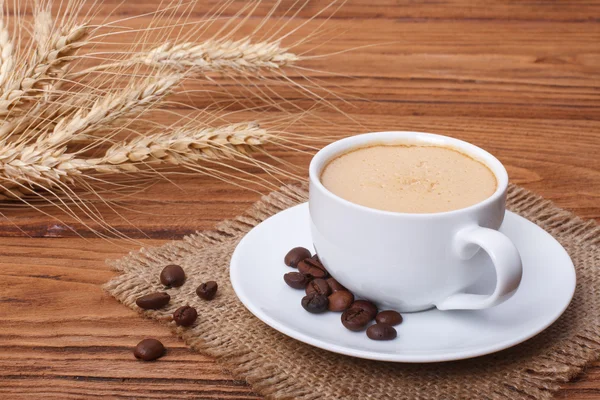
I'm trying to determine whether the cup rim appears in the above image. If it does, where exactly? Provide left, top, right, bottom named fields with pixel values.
left=309, top=131, right=509, bottom=218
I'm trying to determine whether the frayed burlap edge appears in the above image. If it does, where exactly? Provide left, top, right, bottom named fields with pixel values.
left=104, top=183, right=600, bottom=400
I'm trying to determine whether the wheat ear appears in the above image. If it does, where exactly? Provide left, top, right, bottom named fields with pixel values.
left=0, top=72, right=183, bottom=198
left=0, top=122, right=271, bottom=199
left=0, top=23, right=88, bottom=118
left=0, top=142, right=80, bottom=200
left=30, top=24, right=88, bottom=84
left=144, top=39, right=299, bottom=72
left=85, top=122, right=270, bottom=172
left=76, top=38, right=299, bottom=77
left=44, top=74, right=182, bottom=146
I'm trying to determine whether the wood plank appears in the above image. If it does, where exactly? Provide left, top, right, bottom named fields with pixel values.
left=88, top=0, right=600, bottom=22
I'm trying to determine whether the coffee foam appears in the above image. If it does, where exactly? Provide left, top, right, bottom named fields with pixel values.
left=320, top=144, right=497, bottom=213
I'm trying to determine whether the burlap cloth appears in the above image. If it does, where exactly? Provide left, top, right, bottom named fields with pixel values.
left=104, top=184, right=600, bottom=399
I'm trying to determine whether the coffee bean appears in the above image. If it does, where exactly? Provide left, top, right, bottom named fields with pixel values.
left=298, top=258, right=328, bottom=279
left=196, top=281, right=218, bottom=300
left=136, top=292, right=170, bottom=310
left=134, top=338, right=165, bottom=361
left=328, top=290, right=354, bottom=312
left=173, top=305, right=197, bottom=327
left=284, top=247, right=311, bottom=268
left=311, top=254, right=320, bottom=263
left=305, top=278, right=331, bottom=296
left=160, top=264, right=186, bottom=287
left=341, top=307, right=372, bottom=331
left=326, top=277, right=346, bottom=292
left=350, top=300, right=378, bottom=319
left=367, top=323, right=397, bottom=340
left=284, top=272, right=308, bottom=289
left=301, top=293, right=329, bottom=313
left=375, top=310, right=403, bottom=326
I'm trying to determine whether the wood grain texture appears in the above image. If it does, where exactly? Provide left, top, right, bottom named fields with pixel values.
left=0, top=0, right=598, bottom=398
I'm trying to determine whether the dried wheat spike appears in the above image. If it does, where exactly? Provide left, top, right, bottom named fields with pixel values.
left=29, top=24, right=88, bottom=84
left=79, top=38, right=299, bottom=77
left=141, top=39, right=299, bottom=73
left=0, top=141, right=81, bottom=199
left=86, top=122, right=270, bottom=173
left=0, top=122, right=271, bottom=199
left=0, top=72, right=181, bottom=198
left=0, top=0, right=321, bottom=229
left=0, top=72, right=182, bottom=197
left=45, top=74, right=182, bottom=146
left=0, top=23, right=87, bottom=117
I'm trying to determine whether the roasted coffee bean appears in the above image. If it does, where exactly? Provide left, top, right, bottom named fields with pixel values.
left=173, top=305, right=197, bottom=327
left=326, top=277, right=346, bottom=292
left=367, top=323, right=397, bottom=341
left=305, top=278, right=331, bottom=296
left=284, top=247, right=312, bottom=268
left=283, top=272, right=308, bottom=289
left=311, top=254, right=320, bottom=263
left=196, top=281, right=218, bottom=300
left=341, top=307, right=372, bottom=331
left=328, top=290, right=354, bottom=312
left=134, top=338, right=165, bottom=361
left=160, top=264, right=186, bottom=287
left=375, top=310, right=403, bottom=326
left=301, top=293, right=329, bottom=313
left=350, top=300, right=378, bottom=319
left=136, top=292, right=170, bottom=310
left=298, top=258, right=328, bottom=279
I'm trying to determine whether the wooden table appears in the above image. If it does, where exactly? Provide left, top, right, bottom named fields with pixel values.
left=0, top=1, right=598, bottom=398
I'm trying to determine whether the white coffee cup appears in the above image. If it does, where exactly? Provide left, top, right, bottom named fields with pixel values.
left=309, top=131, right=522, bottom=312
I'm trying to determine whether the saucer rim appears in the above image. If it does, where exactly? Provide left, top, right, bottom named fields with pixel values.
left=230, top=203, right=576, bottom=363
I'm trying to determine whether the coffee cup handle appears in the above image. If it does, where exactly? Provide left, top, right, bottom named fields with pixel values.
left=435, top=226, right=523, bottom=310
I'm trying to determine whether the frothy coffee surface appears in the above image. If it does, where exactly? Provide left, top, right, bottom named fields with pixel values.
left=320, top=145, right=497, bottom=213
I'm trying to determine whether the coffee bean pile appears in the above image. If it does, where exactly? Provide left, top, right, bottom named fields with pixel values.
left=133, top=264, right=219, bottom=361
left=284, top=247, right=402, bottom=341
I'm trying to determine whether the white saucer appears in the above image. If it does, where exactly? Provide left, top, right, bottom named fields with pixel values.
left=230, top=203, right=576, bottom=363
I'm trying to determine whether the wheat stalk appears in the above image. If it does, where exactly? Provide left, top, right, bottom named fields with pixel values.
left=0, top=122, right=271, bottom=199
